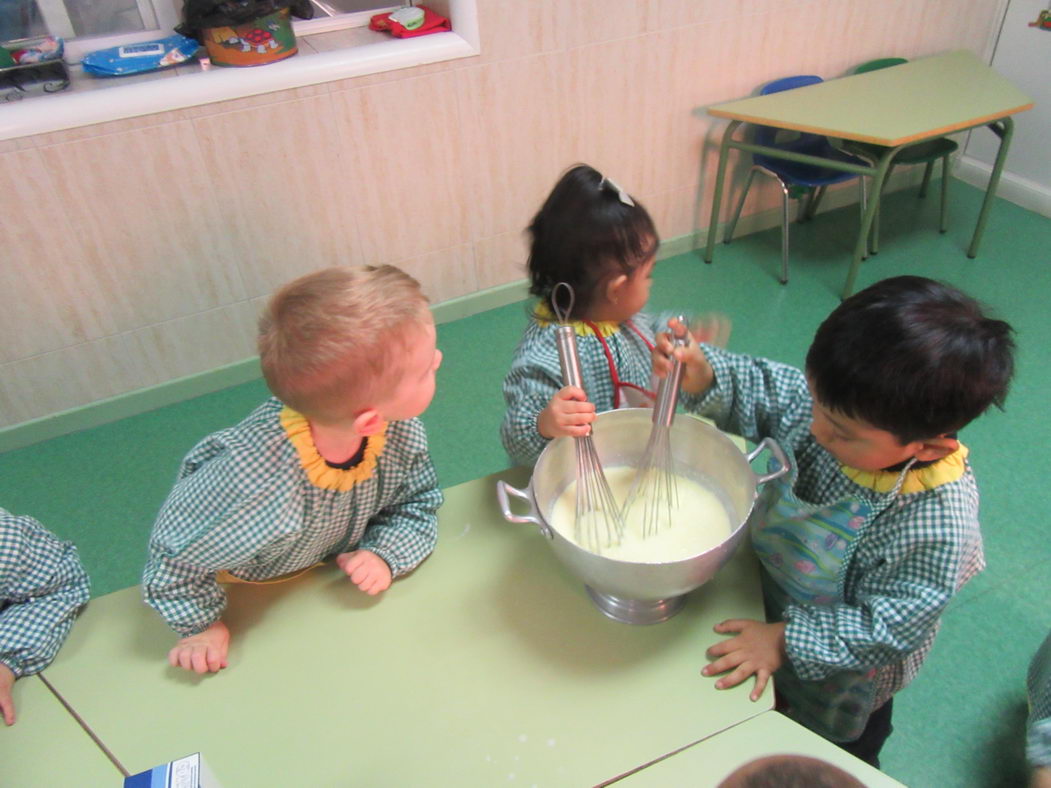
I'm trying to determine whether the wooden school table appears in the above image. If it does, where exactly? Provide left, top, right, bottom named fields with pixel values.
left=41, top=468, right=772, bottom=787
left=703, top=50, right=1034, bottom=298
left=1, top=674, right=122, bottom=785
left=611, top=710, right=906, bottom=787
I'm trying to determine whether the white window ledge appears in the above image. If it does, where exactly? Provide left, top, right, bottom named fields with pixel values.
left=0, top=7, right=478, bottom=142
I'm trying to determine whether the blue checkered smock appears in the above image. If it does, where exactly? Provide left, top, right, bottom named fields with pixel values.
left=500, top=307, right=661, bottom=467
left=0, top=509, right=90, bottom=677
left=1029, top=631, right=1051, bottom=768
left=683, top=345, right=985, bottom=742
left=143, top=398, right=442, bottom=637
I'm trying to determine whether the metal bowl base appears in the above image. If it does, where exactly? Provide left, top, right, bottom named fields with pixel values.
left=584, top=586, right=687, bottom=625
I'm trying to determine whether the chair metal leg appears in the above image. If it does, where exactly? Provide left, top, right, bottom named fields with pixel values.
left=939, top=154, right=950, bottom=233
left=725, top=166, right=791, bottom=284
left=757, top=169, right=793, bottom=283
left=724, top=167, right=759, bottom=245
left=779, top=183, right=790, bottom=284
left=804, top=185, right=826, bottom=221
left=919, top=160, right=935, bottom=199
left=797, top=187, right=814, bottom=223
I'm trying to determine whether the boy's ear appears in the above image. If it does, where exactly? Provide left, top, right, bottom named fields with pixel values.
left=912, top=435, right=960, bottom=463
left=353, top=408, right=384, bottom=437
left=605, top=273, right=628, bottom=305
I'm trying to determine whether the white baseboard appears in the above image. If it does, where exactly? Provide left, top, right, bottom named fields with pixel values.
left=954, top=155, right=1051, bottom=219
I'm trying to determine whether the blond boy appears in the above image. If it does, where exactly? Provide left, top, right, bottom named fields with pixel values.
left=143, top=266, right=444, bottom=674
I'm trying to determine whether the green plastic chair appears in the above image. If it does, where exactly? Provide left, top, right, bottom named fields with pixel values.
left=846, top=57, right=958, bottom=254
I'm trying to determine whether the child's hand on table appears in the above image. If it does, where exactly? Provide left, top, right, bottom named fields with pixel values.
left=0, top=662, right=15, bottom=725
left=538, top=386, right=596, bottom=439
left=169, top=620, right=229, bottom=674
left=702, top=618, right=786, bottom=702
left=336, top=550, right=392, bottom=595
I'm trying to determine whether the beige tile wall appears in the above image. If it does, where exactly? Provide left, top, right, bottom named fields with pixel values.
left=0, top=0, right=1004, bottom=428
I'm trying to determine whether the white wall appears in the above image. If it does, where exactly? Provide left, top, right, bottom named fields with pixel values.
left=961, top=0, right=1051, bottom=216
left=0, top=0, right=1007, bottom=429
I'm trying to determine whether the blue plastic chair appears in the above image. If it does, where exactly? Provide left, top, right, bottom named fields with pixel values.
left=723, top=75, right=869, bottom=284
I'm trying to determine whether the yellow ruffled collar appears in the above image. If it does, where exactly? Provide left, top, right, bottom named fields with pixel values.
left=533, top=301, right=621, bottom=338
left=842, top=443, right=969, bottom=495
left=280, top=407, right=386, bottom=492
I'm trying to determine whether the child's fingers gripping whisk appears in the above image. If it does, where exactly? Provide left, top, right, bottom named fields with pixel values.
left=652, top=314, right=728, bottom=396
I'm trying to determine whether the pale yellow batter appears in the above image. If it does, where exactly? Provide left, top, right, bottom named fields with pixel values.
left=550, top=466, right=733, bottom=561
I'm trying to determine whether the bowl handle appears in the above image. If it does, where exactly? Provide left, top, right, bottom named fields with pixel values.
left=496, top=480, right=552, bottom=538
left=746, top=437, right=791, bottom=486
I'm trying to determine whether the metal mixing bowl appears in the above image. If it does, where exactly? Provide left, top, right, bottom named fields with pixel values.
left=497, top=408, right=788, bottom=624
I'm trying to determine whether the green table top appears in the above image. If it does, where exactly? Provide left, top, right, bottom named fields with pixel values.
left=43, top=468, right=771, bottom=787
left=617, top=710, right=906, bottom=787
left=0, top=674, right=122, bottom=786
left=709, top=50, right=1033, bottom=146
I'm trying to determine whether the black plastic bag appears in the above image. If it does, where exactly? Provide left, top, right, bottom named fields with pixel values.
left=176, top=0, right=314, bottom=41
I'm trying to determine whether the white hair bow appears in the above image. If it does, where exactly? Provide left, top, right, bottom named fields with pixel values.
left=599, top=175, right=635, bottom=207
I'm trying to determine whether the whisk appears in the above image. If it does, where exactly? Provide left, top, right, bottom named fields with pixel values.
left=621, top=318, right=688, bottom=539
left=551, top=283, right=625, bottom=553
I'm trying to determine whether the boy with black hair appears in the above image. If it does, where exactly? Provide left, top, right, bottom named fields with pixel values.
left=654, top=275, right=1015, bottom=766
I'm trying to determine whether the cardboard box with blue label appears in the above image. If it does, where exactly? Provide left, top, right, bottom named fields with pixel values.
left=123, top=753, right=223, bottom=788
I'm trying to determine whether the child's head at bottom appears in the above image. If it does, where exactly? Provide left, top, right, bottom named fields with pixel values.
left=527, top=164, right=660, bottom=322
left=718, top=754, right=866, bottom=787
left=258, top=265, right=441, bottom=430
left=805, top=275, right=1015, bottom=471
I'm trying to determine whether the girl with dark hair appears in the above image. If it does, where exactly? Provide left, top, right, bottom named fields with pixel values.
left=500, top=164, right=664, bottom=466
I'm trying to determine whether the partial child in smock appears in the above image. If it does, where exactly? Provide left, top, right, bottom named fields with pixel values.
left=143, top=266, right=444, bottom=675
left=653, top=276, right=1015, bottom=766
left=1029, top=631, right=1051, bottom=788
left=0, top=508, right=90, bottom=725
left=501, top=164, right=664, bottom=467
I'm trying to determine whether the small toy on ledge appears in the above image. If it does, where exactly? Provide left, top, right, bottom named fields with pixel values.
left=1028, top=9, right=1051, bottom=31
left=369, top=5, right=450, bottom=38
left=81, top=35, right=201, bottom=76
left=0, top=36, right=69, bottom=100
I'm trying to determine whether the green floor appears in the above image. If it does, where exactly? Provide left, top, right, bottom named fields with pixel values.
left=2, top=180, right=1049, bottom=787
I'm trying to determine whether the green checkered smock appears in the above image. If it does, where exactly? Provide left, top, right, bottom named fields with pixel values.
left=0, top=509, right=90, bottom=677
left=501, top=307, right=661, bottom=467
left=143, top=398, right=442, bottom=637
left=683, top=345, right=985, bottom=742
left=1029, top=631, right=1051, bottom=768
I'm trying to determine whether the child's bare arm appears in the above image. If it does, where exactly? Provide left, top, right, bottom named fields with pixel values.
left=703, top=619, right=786, bottom=702
left=0, top=663, right=15, bottom=725
left=356, top=428, right=441, bottom=581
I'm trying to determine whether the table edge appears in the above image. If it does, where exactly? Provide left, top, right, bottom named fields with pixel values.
left=707, top=101, right=1034, bottom=147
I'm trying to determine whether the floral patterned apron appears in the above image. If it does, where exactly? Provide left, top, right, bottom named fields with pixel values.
left=750, top=459, right=912, bottom=741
